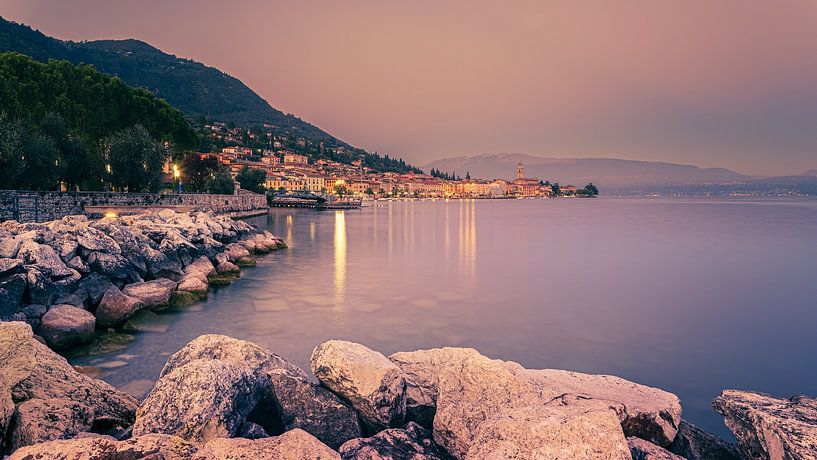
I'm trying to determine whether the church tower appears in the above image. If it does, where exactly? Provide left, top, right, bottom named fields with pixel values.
left=517, top=161, right=524, bottom=179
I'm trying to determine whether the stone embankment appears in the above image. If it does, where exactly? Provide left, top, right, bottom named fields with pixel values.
left=1, top=327, right=813, bottom=459
left=0, top=210, right=285, bottom=349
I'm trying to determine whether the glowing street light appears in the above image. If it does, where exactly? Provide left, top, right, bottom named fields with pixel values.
left=173, top=163, right=182, bottom=194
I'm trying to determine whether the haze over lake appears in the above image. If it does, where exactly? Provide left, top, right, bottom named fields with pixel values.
left=72, top=198, right=817, bottom=438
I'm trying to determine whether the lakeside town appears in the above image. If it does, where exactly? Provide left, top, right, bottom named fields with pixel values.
left=193, top=122, right=597, bottom=199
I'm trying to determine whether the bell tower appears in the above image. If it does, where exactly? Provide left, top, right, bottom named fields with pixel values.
left=517, top=161, right=524, bottom=179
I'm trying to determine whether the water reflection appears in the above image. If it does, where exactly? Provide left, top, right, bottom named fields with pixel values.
left=459, top=200, right=477, bottom=277
left=334, top=211, right=347, bottom=308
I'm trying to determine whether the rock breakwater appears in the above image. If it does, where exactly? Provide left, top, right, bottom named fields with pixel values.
left=2, top=326, right=810, bottom=459
left=0, top=210, right=285, bottom=350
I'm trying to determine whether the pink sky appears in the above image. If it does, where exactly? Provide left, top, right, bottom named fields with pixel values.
left=3, top=0, right=817, bottom=175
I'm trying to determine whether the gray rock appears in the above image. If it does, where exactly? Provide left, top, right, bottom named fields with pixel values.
left=713, top=389, right=817, bottom=460
left=76, top=227, right=121, bottom=254
left=20, top=304, right=47, bottom=329
left=161, top=334, right=361, bottom=449
left=38, top=304, right=96, bottom=349
left=668, top=420, right=742, bottom=460
left=628, top=437, right=685, bottom=460
left=144, top=245, right=184, bottom=280
left=0, top=322, right=36, bottom=444
left=0, top=257, right=23, bottom=275
left=312, top=340, right=406, bottom=433
left=0, top=273, right=27, bottom=318
left=508, top=365, right=682, bottom=446
left=25, top=267, right=56, bottom=306
left=77, top=273, right=114, bottom=306
left=340, top=422, right=449, bottom=460
left=192, top=429, right=340, bottom=460
left=216, top=261, right=240, bottom=275
left=8, top=433, right=198, bottom=460
left=66, top=255, right=90, bottom=274
left=177, top=274, right=208, bottom=295
left=0, top=235, right=22, bottom=258
left=122, top=278, right=176, bottom=310
left=392, top=347, right=682, bottom=449
left=224, top=243, right=251, bottom=262
left=17, top=240, right=74, bottom=279
left=8, top=398, right=94, bottom=451
left=185, top=256, right=216, bottom=278
left=237, top=421, right=269, bottom=439
left=87, top=252, right=141, bottom=283
left=132, top=359, right=263, bottom=443
left=96, top=285, right=146, bottom=328
left=10, top=327, right=138, bottom=433
left=467, top=403, right=632, bottom=460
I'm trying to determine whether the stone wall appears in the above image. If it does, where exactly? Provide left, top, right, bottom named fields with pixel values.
left=0, top=190, right=267, bottom=223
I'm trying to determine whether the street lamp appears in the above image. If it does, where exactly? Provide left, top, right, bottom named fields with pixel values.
left=173, top=163, right=181, bottom=194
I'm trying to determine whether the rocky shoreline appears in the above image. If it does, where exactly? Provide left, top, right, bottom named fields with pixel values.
left=0, top=325, right=815, bottom=459
left=0, top=210, right=285, bottom=350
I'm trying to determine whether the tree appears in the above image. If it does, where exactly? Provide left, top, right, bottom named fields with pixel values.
left=105, top=125, right=168, bottom=192
left=584, top=182, right=599, bottom=196
left=365, top=187, right=374, bottom=196
left=182, top=154, right=222, bottom=192
left=17, top=132, right=61, bottom=191
left=235, top=165, right=266, bottom=193
left=551, top=182, right=561, bottom=196
left=334, top=184, right=348, bottom=196
left=207, top=170, right=235, bottom=195
left=0, top=114, right=26, bottom=189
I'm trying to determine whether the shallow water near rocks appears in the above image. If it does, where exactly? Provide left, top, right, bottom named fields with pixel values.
left=69, top=198, right=817, bottom=438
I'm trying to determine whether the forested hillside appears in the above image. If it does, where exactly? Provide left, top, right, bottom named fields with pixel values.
left=0, top=52, right=197, bottom=191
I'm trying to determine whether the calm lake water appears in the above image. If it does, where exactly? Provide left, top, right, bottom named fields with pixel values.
left=71, top=198, right=817, bottom=438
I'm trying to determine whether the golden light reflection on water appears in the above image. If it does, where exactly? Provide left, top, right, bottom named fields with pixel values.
left=459, top=200, right=477, bottom=276
left=334, top=211, right=347, bottom=308
left=286, top=214, right=293, bottom=245
left=310, top=222, right=316, bottom=241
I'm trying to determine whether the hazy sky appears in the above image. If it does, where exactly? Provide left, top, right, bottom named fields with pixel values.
left=3, top=0, right=817, bottom=175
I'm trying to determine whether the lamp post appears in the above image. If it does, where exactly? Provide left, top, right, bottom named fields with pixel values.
left=173, top=163, right=181, bottom=194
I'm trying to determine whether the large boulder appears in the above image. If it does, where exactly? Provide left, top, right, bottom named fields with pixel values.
left=339, top=422, right=448, bottom=460
left=143, top=245, right=184, bottom=280
left=311, top=340, right=406, bottom=433
left=0, top=257, right=23, bottom=275
left=76, top=227, right=121, bottom=254
left=95, top=285, right=146, bottom=328
left=0, top=273, right=27, bottom=318
left=76, top=273, right=114, bottom=306
left=0, top=322, right=36, bottom=443
left=10, top=332, right=138, bottom=432
left=192, top=428, right=341, bottom=460
left=132, top=359, right=264, bottom=444
left=7, top=398, right=94, bottom=451
left=430, top=349, right=540, bottom=458
left=668, top=420, right=742, bottom=460
left=508, top=365, right=682, bottom=446
left=17, top=240, right=74, bottom=279
left=161, top=334, right=361, bottom=449
left=628, top=437, right=685, bottom=460
left=122, top=278, right=176, bottom=310
left=467, top=403, right=632, bottom=460
left=185, top=256, right=216, bottom=279
left=8, top=434, right=197, bottom=460
left=389, top=347, right=486, bottom=428
left=391, top=347, right=682, bottom=448
left=224, top=243, right=250, bottom=262
left=713, top=389, right=817, bottom=460
left=38, top=304, right=96, bottom=349
left=87, top=252, right=140, bottom=283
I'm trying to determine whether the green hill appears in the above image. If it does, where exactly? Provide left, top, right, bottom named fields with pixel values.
left=0, top=52, right=196, bottom=149
left=0, top=17, right=343, bottom=143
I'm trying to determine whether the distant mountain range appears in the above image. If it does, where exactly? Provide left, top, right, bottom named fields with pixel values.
left=0, top=17, right=339, bottom=143
left=425, top=153, right=817, bottom=195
